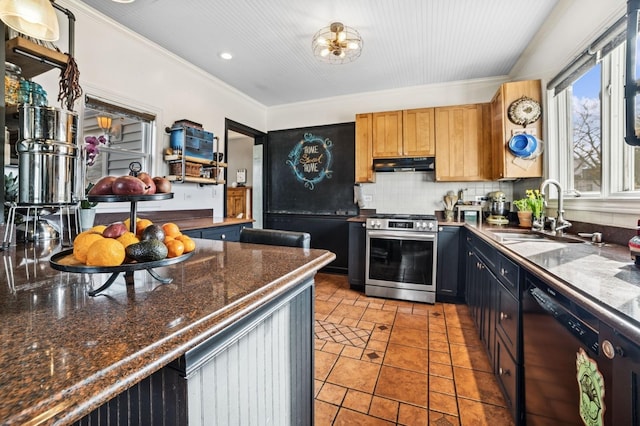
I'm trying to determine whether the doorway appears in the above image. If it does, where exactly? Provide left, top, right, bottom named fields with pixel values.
left=224, top=119, right=266, bottom=228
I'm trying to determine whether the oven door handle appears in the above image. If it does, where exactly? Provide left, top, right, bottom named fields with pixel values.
left=366, top=230, right=437, bottom=241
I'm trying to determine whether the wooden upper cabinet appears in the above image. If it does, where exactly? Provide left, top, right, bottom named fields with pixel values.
left=435, top=104, right=492, bottom=181
left=355, top=113, right=375, bottom=183
left=403, top=108, right=435, bottom=157
left=491, top=79, right=543, bottom=180
left=371, top=111, right=403, bottom=158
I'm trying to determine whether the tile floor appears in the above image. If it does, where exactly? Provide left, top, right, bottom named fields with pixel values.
left=313, top=273, right=515, bottom=426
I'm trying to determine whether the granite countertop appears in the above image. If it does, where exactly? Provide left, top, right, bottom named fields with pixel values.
left=0, top=240, right=335, bottom=424
left=467, top=224, right=640, bottom=344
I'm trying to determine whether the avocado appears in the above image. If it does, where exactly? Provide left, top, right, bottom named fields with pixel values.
left=125, top=239, right=168, bottom=262
left=141, top=224, right=165, bottom=242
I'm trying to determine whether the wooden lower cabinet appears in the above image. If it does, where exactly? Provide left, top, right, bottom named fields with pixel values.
left=227, top=186, right=252, bottom=219
left=435, top=103, right=492, bottom=181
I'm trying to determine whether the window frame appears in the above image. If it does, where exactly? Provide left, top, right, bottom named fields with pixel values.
left=81, top=94, right=157, bottom=184
left=548, top=33, right=640, bottom=216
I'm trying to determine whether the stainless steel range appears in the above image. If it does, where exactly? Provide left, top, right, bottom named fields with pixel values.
left=365, top=214, right=438, bottom=304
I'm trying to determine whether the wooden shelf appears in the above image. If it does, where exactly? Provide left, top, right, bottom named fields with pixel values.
left=5, top=37, right=68, bottom=79
left=163, top=154, right=227, bottom=168
left=166, top=175, right=225, bottom=185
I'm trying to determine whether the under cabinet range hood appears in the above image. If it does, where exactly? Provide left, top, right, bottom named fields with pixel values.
left=373, top=157, right=435, bottom=172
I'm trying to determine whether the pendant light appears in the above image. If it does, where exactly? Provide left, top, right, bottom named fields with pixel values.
left=0, top=0, right=60, bottom=41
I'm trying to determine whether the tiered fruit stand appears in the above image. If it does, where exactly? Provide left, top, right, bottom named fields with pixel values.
left=49, top=192, right=193, bottom=296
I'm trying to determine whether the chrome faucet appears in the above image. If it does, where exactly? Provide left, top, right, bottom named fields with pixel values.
left=539, top=178, right=572, bottom=234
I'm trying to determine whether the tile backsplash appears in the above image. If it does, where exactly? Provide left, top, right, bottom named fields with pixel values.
left=358, top=172, right=514, bottom=214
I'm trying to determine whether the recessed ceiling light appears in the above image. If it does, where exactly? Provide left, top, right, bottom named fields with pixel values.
left=112, top=0, right=135, bottom=3
left=219, top=52, right=233, bottom=60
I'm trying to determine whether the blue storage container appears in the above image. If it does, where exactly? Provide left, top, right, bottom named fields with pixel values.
left=169, top=125, right=215, bottom=161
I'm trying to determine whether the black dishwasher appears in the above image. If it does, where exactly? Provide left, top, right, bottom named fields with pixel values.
left=522, top=274, right=612, bottom=425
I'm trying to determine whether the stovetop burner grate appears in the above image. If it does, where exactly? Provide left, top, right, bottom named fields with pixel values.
left=370, top=214, right=437, bottom=221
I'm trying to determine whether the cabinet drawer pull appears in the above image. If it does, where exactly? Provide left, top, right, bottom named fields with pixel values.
left=221, top=234, right=226, bottom=240
left=500, top=312, right=510, bottom=321
left=499, top=367, right=510, bottom=376
left=500, top=267, right=507, bottom=276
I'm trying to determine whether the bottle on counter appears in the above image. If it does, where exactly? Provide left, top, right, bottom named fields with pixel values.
left=629, top=219, right=640, bottom=267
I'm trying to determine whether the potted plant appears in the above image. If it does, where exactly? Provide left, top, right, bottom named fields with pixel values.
left=513, top=189, right=544, bottom=228
left=79, top=182, right=98, bottom=231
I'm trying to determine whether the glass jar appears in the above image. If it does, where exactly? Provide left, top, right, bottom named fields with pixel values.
left=19, top=80, right=32, bottom=105
left=4, top=61, right=21, bottom=106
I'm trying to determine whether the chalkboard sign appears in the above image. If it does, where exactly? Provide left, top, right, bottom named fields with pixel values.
left=266, top=122, right=356, bottom=215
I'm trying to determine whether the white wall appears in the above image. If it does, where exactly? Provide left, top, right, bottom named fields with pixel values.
left=33, top=0, right=268, bottom=216
left=227, top=136, right=254, bottom=186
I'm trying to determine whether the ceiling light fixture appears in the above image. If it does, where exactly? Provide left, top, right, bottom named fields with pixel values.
left=219, top=52, right=233, bottom=60
left=312, top=22, right=362, bottom=64
left=111, top=0, right=135, bottom=3
left=0, top=0, right=60, bottom=41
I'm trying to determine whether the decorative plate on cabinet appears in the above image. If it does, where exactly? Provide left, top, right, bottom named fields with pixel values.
left=507, top=96, right=541, bottom=126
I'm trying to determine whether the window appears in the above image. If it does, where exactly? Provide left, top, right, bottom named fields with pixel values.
left=82, top=96, right=156, bottom=185
left=571, top=63, right=602, bottom=194
left=547, top=15, right=631, bottom=203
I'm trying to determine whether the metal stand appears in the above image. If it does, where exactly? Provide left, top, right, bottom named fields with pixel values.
left=2, top=202, right=80, bottom=249
left=55, top=192, right=181, bottom=296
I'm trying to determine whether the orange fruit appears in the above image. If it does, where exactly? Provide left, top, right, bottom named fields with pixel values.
left=165, top=239, right=185, bottom=258
left=90, top=224, right=107, bottom=234
left=85, top=238, right=126, bottom=266
left=175, top=234, right=195, bottom=253
left=123, top=217, right=140, bottom=232
left=162, top=222, right=182, bottom=238
left=135, top=218, right=153, bottom=237
left=73, top=232, right=105, bottom=263
left=116, top=232, right=140, bottom=249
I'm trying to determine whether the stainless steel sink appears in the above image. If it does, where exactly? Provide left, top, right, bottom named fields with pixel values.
left=489, top=229, right=584, bottom=243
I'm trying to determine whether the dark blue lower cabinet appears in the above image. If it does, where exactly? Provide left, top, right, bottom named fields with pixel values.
left=348, top=221, right=366, bottom=291
left=265, top=213, right=349, bottom=274
left=436, top=226, right=462, bottom=302
left=183, top=223, right=252, bottom=242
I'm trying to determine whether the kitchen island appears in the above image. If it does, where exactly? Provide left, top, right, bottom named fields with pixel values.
left=0, top=238, right=334, bottom=425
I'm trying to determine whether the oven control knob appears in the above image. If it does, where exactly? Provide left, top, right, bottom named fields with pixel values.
left=427, top=222, right=434, bottom=230
left=420, top=221, right=427, bottom=230
left=373, top=220, right=381, bottom=229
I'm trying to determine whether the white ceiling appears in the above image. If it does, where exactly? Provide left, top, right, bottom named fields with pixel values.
left=77, top=0, right=559, bottom=107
